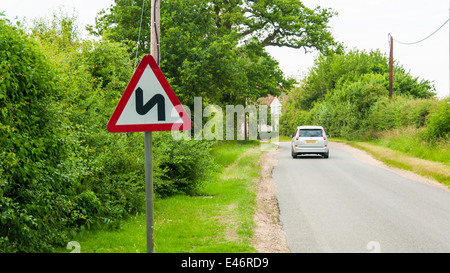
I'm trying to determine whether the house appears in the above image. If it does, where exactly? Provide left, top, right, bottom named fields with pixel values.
left=257, top=93, right=287, bottom=132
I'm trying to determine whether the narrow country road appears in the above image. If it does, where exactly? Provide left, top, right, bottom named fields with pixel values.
left=273, top=141, right=450, bottom=253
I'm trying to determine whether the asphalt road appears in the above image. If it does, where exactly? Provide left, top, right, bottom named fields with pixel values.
left=273, top=141, right=450, bottom=253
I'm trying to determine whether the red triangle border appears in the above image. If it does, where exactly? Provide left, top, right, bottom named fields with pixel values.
left=107, top=55, right=192, bottom=133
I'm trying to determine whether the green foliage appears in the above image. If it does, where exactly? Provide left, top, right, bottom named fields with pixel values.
left=294, top=49, right=435, bottom=110
left=0, top=11, right=215, bottom=252
left=90, top=0, right=338, bottom=56
left=87, top=0, right=151, bottom=58
left=421, top=100, right=450, bottom=141
left=88, top=0, right=340, bottom=106
left=210, top=140, right=258, bottom=167
left=56, top=141, right=261, bottom=253
left=30, top=12, right=146, bottom=232
left=0, top=17, right=67, bottom=252
left=152, top=132, right=215, bottom=197
left=297, top=49, right=389, bottom=109
left=235, top=0, right=338, bottom=51
left=282, top=71, right=389, bottom=138
left=368, top=127, right=449, bottom=165
left=280, top=49, right=438, bottom=141
left=367, top=96, right=440, bottom=132
left=159, top=0, right=297, bottom=106
left=391, top=67, right=435, bottom=99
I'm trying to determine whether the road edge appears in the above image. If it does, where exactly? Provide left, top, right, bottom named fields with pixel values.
left=330, top=141, right=450, bottom=192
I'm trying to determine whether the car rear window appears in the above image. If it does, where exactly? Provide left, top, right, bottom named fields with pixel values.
left=298, top=129, right=323, bottom=137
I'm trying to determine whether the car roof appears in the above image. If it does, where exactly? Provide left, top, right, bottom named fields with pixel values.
left=296, top=125, right=324, bottom=129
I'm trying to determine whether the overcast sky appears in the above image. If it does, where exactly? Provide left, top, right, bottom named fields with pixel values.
left=2, top=0, right=449, bottom=98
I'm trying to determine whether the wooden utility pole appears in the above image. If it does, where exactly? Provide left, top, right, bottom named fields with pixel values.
left=145, top=0, right=160, bottom=254
left=389, top=35, right=393, bottom=99
left=151, top=0, right=161, bottom=65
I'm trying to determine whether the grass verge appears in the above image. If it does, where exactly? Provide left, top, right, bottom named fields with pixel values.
left=58, top=140, right=263, bottom=253
left=370, top=127, right=449, bottom=165
left=332, top=129, right=449, bottom=186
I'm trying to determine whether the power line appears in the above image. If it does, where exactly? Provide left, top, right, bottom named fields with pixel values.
left=390, top=19, right=449, bottom=45
left=135, top=0, right=146, bottom=67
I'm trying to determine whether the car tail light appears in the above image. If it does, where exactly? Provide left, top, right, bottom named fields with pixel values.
left=322, top=129, right=327, bottom=140
left=296, top=129, right=300, bottom=140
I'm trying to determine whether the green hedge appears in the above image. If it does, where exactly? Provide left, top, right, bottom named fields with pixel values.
left=1, top=17, right=67, bottom=252
left=421, top=100, right=450, bottom=140
left=0, top=15, right=214, bottom=252
left=367, top=96, right=440, bottom=131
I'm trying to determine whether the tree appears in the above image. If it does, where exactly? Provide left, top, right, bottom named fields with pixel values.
left=213, top=0, right=338, bottom=51
left=1, top=9, right=221, bottom=252
left=87, top=0, right=338, bottom=106
left=87, top=0, right=151, bottom=59
left=295, top=49, right=435, bottom=110
left=280, top=49, right=438, bottom=139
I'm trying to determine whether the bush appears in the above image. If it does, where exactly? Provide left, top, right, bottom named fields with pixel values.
left=422, top=100, right=450, bottom=141
left=153, top=132, right=215, bottom=197
left=1, top=14, right=216, bottom=252
left=290, top=74, right=388, bottom=139
left=367, top=96, right=440, bottom=132
left=0, top=17, right=69, bottom=252
left=281, top=48, right=438, bottom=141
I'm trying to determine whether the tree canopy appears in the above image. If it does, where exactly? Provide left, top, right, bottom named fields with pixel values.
left=293, top=49, right=435, bottom=110
left=88, top=0, right=339, bottom=106
left=279, top=49, right=438, bottom=139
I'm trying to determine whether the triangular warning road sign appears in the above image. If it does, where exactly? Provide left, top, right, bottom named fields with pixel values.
left=107, top=55, right=192, bottom=133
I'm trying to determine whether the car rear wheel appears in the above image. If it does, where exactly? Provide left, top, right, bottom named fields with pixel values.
left=323, top=151, right=329, bottom=158
left=291, top=149, right=297, bottom=158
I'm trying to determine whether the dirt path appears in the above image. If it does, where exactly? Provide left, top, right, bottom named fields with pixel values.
left=252, top=147, right=290, bottom=253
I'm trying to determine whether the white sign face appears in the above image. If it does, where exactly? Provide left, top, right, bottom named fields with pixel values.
left=107, top=55, right=191, bottom=133
left=116, top=64, right=181, bottom=125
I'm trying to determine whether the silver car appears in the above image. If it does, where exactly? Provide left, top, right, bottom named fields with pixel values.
left=290, top=126, right=329, bottom=158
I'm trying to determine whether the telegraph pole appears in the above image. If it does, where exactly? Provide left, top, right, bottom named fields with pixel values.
left=151, top=0, right=161, bottom=65
left=389, top=35, right=394, bottom=99
left=146, top=0, right=160, bottom=254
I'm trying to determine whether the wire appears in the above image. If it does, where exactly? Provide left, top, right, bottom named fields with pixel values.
left=134, top=0, right=160, bottom=65
left=153, top=0, right=160, bottom=64
left=135, top=0, right=146, bottom=67
left=391, top=19, right=449, bottom=45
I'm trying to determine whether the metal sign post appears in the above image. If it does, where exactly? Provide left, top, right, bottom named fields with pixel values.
left=108, top=0, right=190, bottom=254
left=144, top=131, right=154, bottom=253
left=146, top=0, right=160, bottom=254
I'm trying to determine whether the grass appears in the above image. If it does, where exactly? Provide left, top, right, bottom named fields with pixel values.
left=58, top=140, right=263, bottom=253
left=349, top=142, right=449, bottom=186
left=370, top=127, right=449, bottom=165
left=211, top=140, right=260, bottom=167
left=332, top=127, right=450, bottom=186
left=63, top=213, right=147, bottom=253
left=277, top=135, right=292, bottom=142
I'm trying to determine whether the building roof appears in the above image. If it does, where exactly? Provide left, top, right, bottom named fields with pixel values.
left=257, top=93, right=288, bottom=106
